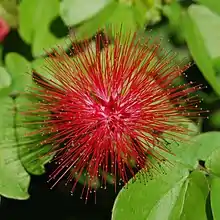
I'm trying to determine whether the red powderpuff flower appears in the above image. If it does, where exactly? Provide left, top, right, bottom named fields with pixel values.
left=0, top=17, right=10, bottom=42
left=26, top=31, right=201, bottom=200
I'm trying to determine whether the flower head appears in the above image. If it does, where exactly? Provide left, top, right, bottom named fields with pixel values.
left=26, top=30, right=200, bottom=200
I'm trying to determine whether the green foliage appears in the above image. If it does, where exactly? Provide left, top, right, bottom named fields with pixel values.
left=19, top=0, right=70, bottom=57
left=5, top=52, right=31, bottom=93
left=0, top=66, right=11, bottom=96
left=206, top=148, right=220, bottom=176
left=113, top=132, right=220, bottom=220
left=16, top=96, right=54, bottom=175
left=163, top=1, right=184, bottom=44
left=182, top=5, right=220, bottom=96
left=112, top=166, right=209, bottom=220
left=210, top=110, right=220, bottom=128
left=0, top=97, right=30, bottom=199
left=196, top=0, right=220, bottom=15
left=210, top=177, right=220, bottom=220
left=0, top=0, right=18, bottom=27
left=60, top=0, right=112, bottom=26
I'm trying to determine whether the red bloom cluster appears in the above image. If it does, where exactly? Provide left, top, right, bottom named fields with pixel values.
left=27, top=31, right=200, bottom=200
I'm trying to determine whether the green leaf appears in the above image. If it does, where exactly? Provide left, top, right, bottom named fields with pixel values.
left=0, top=97, right=30, bottom=199
left=60, top=0, right=112, bottom=26
left=15, top=96, right=54, bottom=175
left=166, top=132, right=220, bottom=169
left=0, top=0, right=18, bottom=28
left=182, top=5, right=220, bottom=96
left=32, top=57, right=47, bottom=74
left=105, top=2, right=136, bottom=39
left=142, top=23, right=191, bottom=65
left=5, top=52, right=32, bottom=93
left=74, top=1, right=117, bottom=40
left=196, top=0, right=220, bottom=16
left=132, top=0, right=147, bottom=27
left=210, top=177, right=220, bottom=220
left=19, top=0, right=69, bottom=57
left=112, top=164, right=188, bottom=220
left=162, top=1, right=185, bottom=43
left=33, top=30, right=70, bottom=58
left=18, top=0, right=41, bottom=43
left=0, top=66, right=11, bottom=89
left=145, top=0, right=162, bottom=25
left=112, top=166, right=208, bottom=220
left=210, top=110, right=220, bottom=128
left=0, top=96, right=12, bottom=129
left=206, top=148, right=220, bottom=176
left=17, top=128, right=54, bottom=175
left=187, top=5, right=220, bottom=61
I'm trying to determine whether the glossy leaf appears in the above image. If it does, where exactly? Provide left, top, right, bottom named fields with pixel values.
left=106, top=2, right=136, bottom=39
left=210, top=177, right=220, bottom=220
left=132, top=0, right=147, bottom=27
left=182, top=5, right=220, bottom=96
left=5, top=52, right=32, bottom=93
left=206, top=148, right=220, bottom=176
left=163, top=1, right=185, bottom=43
left=60, top=0, right=112, bottom=26
left=187, top=5, right=220, bottom=61
left=0, top=0, right=18, bottom=28
left=19, top=0, right=69, bottom=57
left=15, top=95, right=54, bottom=175
left=210, top=110, right=220, bottom=128
left=165, top=132, right=220, bottom=169
left=0, top=66, right=11, bottom=89
left=112, top=166, right=208, bottom=220
left=196, top=0, right=220, bottom=16
left=74, top=1, right=117, bottom=40
left=0, top=97, right=30, bottom=199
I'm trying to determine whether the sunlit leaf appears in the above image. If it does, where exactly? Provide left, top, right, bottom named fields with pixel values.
left=0, top=66, right=12, bottom=96
left=182, top=4, right=220, bottom=96
left=206, top=148, right=220, bottom=176
left=105, top=2, right=136, bottom=39
left=210, top=176, right=220, bottom=220
left=60, top=0, right=112, bottom=26
left=19, top=0, right=69, bottom=57
left=112, top=166, right=208, bottom=220
left=196, top=0, right=220, bottom=16
left=74, top=1, right=117, bottom=40
left=5, top=52, right=32, bottom=93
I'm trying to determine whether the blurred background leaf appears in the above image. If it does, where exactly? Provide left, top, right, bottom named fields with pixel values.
left=0, top=0, right=18, bottom=28
left=60, top=0, right=112, bottom=26
left=183, top=4, right=220, bottom=96
left=19, top=0, right=70, bottom=57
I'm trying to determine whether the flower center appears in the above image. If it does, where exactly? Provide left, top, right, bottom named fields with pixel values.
left=90, top=93, right=141, bottom=133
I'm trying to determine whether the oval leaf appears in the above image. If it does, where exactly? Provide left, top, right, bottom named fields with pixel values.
left=206, top=148, right=220, bottom=176
left=74, top=1, right=117, bottom=40
left=19, top=0, right=69, bottom=57
left=112, top=168, right=208, bottom=220
left=5, top=52, right=32, bottom=93
left=60, top=0, right=112, bottom=26
left=210, top=176, right=220, bottom=220
left=165, top=132, right=220, bottom=169
left=0, top=97, right=30, bottom=199
left=182, top=5, right=220, bottom=96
